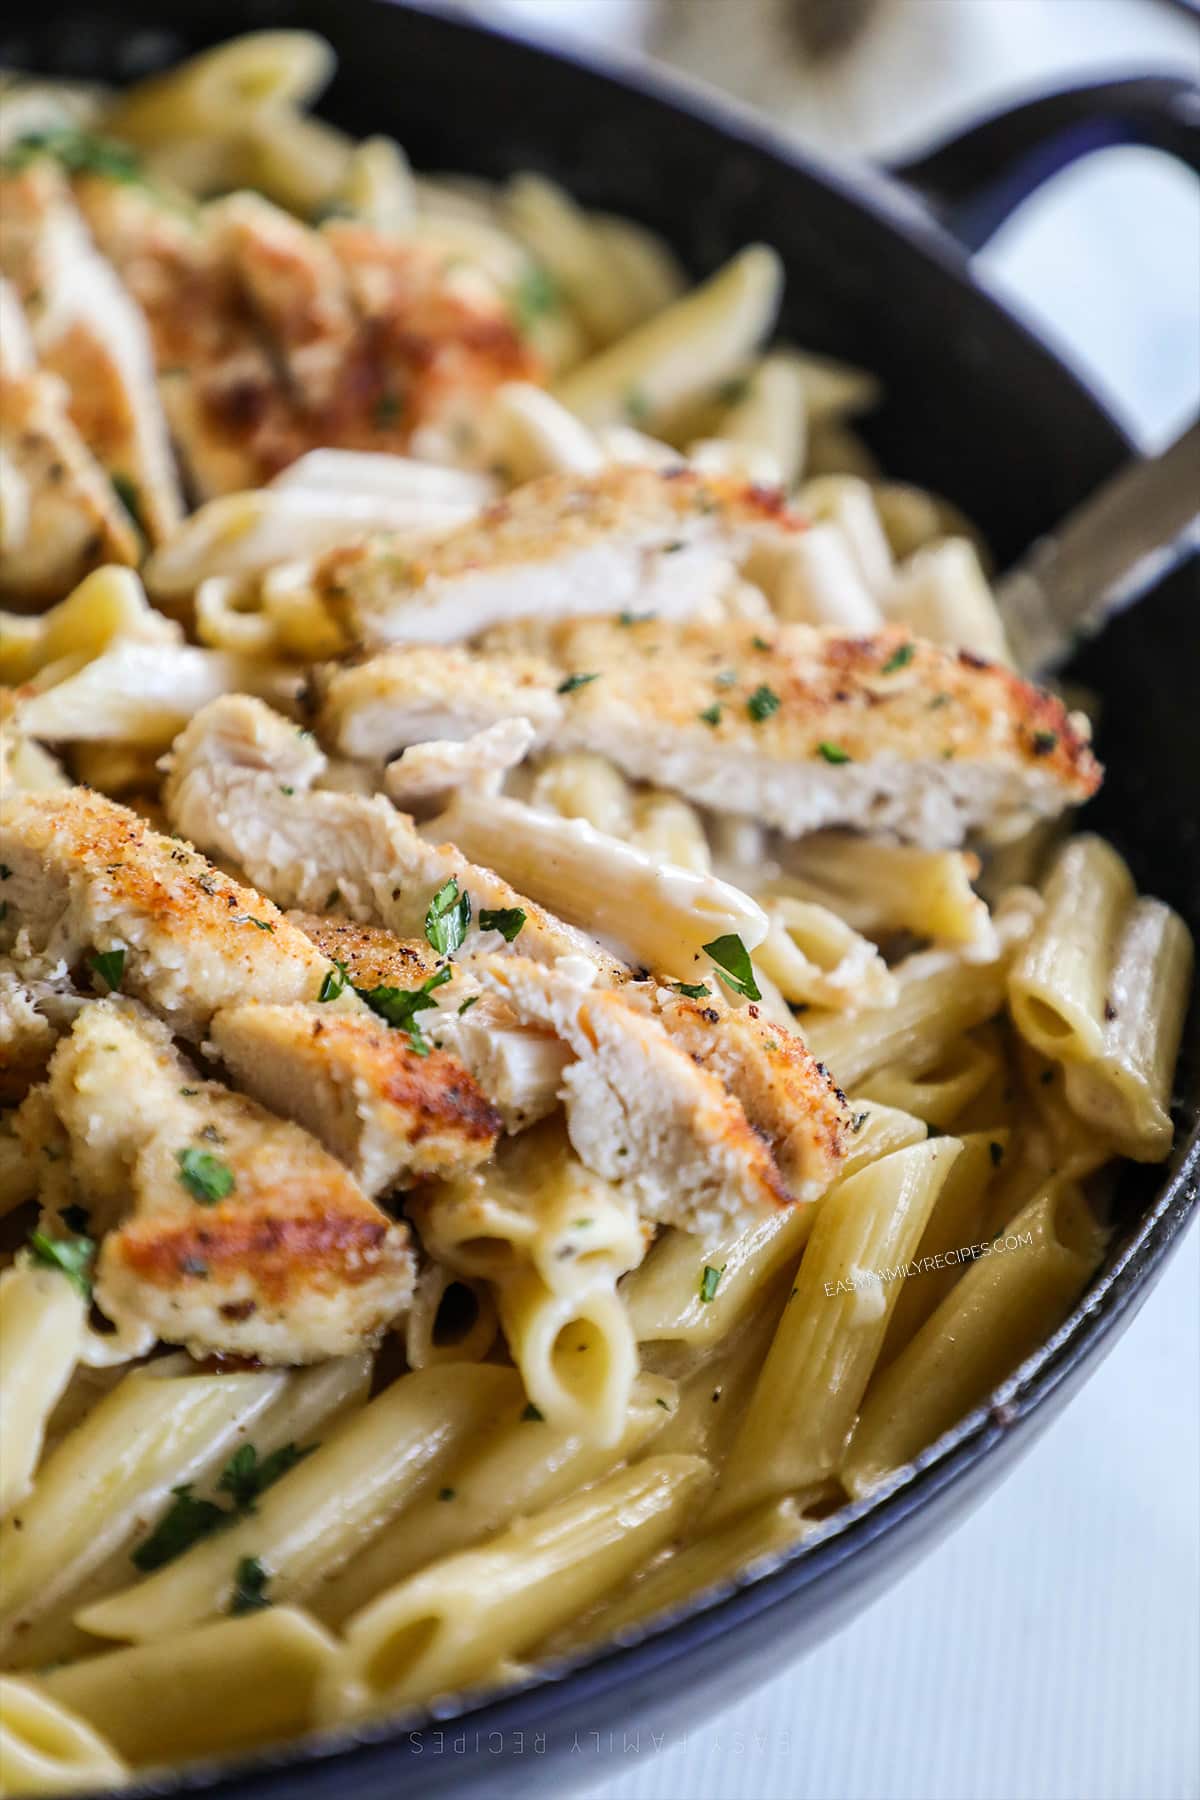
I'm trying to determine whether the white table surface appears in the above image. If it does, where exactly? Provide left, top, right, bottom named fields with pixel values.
left=448, top=7, right=1200, bottom=1796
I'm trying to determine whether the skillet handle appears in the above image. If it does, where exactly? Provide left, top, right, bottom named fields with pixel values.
left=888, top=74, right=1200, bottom=251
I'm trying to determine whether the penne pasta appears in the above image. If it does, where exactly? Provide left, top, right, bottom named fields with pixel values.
left=884, top=537, right=1012, bottom=664
left=496, top=1267, right=639, bottom=1447
left=0, top=1261, right=86, bottom=1520
left=1009, top=835, right=1137, bottom=1065
left=844, top=1179, right=1108, bottom=1495
left=0, top=1676, right=128, bottom=1795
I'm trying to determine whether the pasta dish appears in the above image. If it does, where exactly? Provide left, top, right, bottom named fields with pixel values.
left=0, top=31, right=1192, bottom=1795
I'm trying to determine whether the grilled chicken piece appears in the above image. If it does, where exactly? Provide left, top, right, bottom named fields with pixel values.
left=0, top=967, right=57, bottom=1103
left=39, top=1000, right=414, bottom=1363
left=211, top=1003, right=502, bottom=1196
left=632, top=983, right=848, bottom=1202
left=72, top=174, right=538, bottom=496
left=0, top=158, right=182, bottom=542
left=0, top=368, right=137, bottom=599
left=72, top=171, right=311, bottom=497
left=163, top=694, right=624, bottom=977
left=311, top=465, right=807, bottom=647
left=288, top=911, right=570, bottom=1135
left=481, top=617, right=1100, bottom=847
left=0, top=786, right=335, bottom=1041
left=317, top=644, right=563, bottom=763
left=470, top=953, right=820, bottom=1235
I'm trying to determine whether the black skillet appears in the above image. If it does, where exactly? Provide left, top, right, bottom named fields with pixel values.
left=1, top=4, right=1196, bottom=1794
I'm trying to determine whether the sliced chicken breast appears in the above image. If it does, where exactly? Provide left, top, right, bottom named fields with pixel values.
left=0, top=786, right=335, bottom=1040
left=311, top=465, right=807, bottom=647
left=0, top=966, right=57, bottom=1103
left=0, top=368, right=137, bottom=600
left=38, top=999, right=414, bottom=1363
left=316, top=644, right=564, bottom=763
left=288, top=911, right=571, bottom=1135
left=470, top=953, right=808, bottom=1236
left=163, top=694, right=625, bottom=977
left=211, top=1002, right=502, bottom=1196
left=484, top=617, right=1101, bottom=847
left=0, top=158, right=182, bottom=542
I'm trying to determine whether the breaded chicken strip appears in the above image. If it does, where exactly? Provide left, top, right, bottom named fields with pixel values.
left=312, top=465, right=806, bottom=647
left=36, top=1000, right=414, bottom=1363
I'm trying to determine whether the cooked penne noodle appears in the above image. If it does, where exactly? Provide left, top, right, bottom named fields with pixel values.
left=707, top=352, right=808, bottom=487
left=530, top=750, right=635, bottom=838
left=0, top=565, right=178, bottom=686
left=553, top=247, right=783, bottom=432
left=710, top=1138, right=962, bottom=1519
left=77, top=1364, right=520, bottom=1646
left=0, top=1359, right=284, bottom=1656
left=487, top=384, right=605, bottom=482
left=622, top=1101, right=927, bottom=1345
left=439, top=789, right=768, bottom=971
left=404, top=1263, right=499, bottom=1369
left=336, top=134, right=417, bottom=231
left=104, top=32, right=336, bottom=141
left=44, top=1609, right=337, bottom=1767
left=859, top=1032, right=1003, bottom=1132
left=0, top=1676, right=128, bottom=1795
left=766, top=522, right=883, bottom=630
left=756, top=897, right=896, bottom=1011
left=322, top=1455, right=711, bottom=1717
left=503, top=175, right=644, bottom=348
left=590, top=214, right=688, bottom=321
left=877, top=1130, right=1012, bottom=1366
left=495, top=1268, right=638, bottom=1447
left=0, top=1262, right=86, bottom=1520
left=795, top=475, right=894, bottom=597
left=629, top=792, right=713, bottom=875
left=1061, top=899, right=1193, bottom=1161
left=767, top=831, right=993, bottom=950
left=885, top=538, right=1012, bottom=664
left=1009, top=835, right=1137, bottom=1064
left=314, top=1371, right=676, bottom=1626
left=844, top=1179, right=1108, bottom=1495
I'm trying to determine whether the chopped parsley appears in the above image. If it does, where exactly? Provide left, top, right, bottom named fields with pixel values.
left=557, top=672, right=599, bottom=695
left=511, top=264, right=560, bottom=331
left=425, top=876, right=471, bottom=956
left=880, top=642, right=916, bottom=675
left=625, top=386, right=651, bottom=424
left=817, top=741, right=852, bottom=764
left=233, top=915, right=274, bottom=932
left=702, top=933, right=761, bottom=1002
left=111, top=473, right=145, bottom=535
left=3, top=127, right=142, bottom=182
left=87, top=946, right=125, bottom=992
left=717, top=376, right=750, bottom=407
left=655, top=1396, right=672, bottom=1410
left=618, top=609, right=655, bottom=626
left=228, top=1555, right=272, bottom=1615
left=521, top=1402, right=545, bottom=1422
left=279, top=785, right=294, bottom=797
left=438, top=1486, right=457, bottom=1502
left=318, top=960, right=348, bottom=1003
left=699, top=704, right=722, bottom=727
left=751, top=636, right=772, bottom=653
left=1031, top=730, right=1059, bottom=755
left=457, top=994, right=480, bottom=1015
left=355, top=966, right=452, bottom=1056
left=176, top=1147, right=235, bottom=1205
left=699, top=1264, right=726, bottom=1303
left=372, top=390, right=403, bottom=431
left=132, top=1487, right=230, bottom=1571
left=218, top=1442, right=315, bottom=1513
left=747, top=685, right=780, bottom=722
left=27, top=1230, right=93, bottom=1299
left=672, top=980, right=711, bottom=999
left=478, top=906, right=525, bottom=943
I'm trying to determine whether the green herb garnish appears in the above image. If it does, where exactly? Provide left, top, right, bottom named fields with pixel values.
left=880, top=642, right=915, bottom=674
left=233, top=915, right=274, bottom=932
left=672, top=981, right=711, bottom=999
left=557, top=672, right=599, bottom=695
left=111, top=473, right=145, bottom=535
left=699, top=1264, right=726, bottom=1303
left=87, top=946, right=125, bottom=991
left=3, top=128, right=142, bottom=182
left=747, top=685, right=780, bottom=722
left=132, top=1487, right=230, bottom=1572
left=817, top=741, right=852, bottom=764
left=355, top=966, right=452, bottom=1055
left=699, top=704, right=722, bottom=727
left=511, top=265, right=560, bottom=331
left=478, top=906, right=526, bottom=943
left=177, top=1147, right=235, bottom=1205
left=218, top=1442, right=315, bottom=1514
left=372, top=390, right=403, bottom=431
left=702, top=933, right=761, bottom=1002
left=1031, top=730, right=1058, bottom=755
left=425, top=876, right=471, bottom=957
left=457, top=994, right=480, bottom=1015
left=27, top=1231, right=93, bottom=1299
left=521, top=1402, right=544, bottom=1422
left=318, top=960, right=348, bottom=1003
left=228, top=1555, right=272, bottom=1615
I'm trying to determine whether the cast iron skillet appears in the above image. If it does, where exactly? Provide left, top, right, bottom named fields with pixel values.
left=2, top=4, right=1196, bottom=1794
